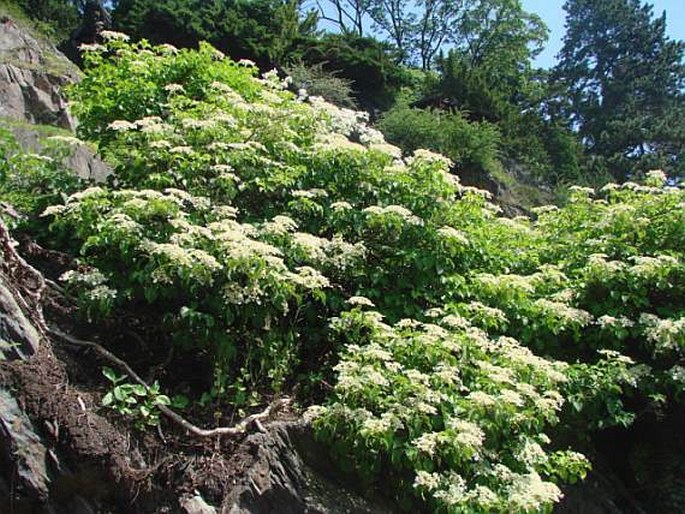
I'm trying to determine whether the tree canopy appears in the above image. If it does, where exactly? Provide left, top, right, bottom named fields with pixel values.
left=552, top=0, right=685, bottom=180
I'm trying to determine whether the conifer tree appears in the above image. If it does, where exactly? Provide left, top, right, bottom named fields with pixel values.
left=552, top=0, right=685, bottom=180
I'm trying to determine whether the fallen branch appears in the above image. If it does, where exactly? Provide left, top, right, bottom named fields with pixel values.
left=47, top=327, right=290, bottom=438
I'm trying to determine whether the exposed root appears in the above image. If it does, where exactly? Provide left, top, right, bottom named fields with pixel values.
left=48, top=326, right=291, bottom=438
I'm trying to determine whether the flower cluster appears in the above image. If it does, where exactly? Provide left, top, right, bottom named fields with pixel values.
left=311, top=309, right=583, bottom=512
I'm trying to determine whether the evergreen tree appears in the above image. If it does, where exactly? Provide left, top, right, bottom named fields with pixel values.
left=552, top=0, right=685, bottom=180
left=13, top=0, right=82, bottom=40
left=111, top=0, right=317, bottom=68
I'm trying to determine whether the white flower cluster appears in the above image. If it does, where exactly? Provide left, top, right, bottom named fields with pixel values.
left=568, top=185, right=595, bottom=197
left=437, top=226, right=469, bottom=245
left=516, top=437, right=546, bottom=466
left=459, top=185, right=493, bottom=200
left=108, top=120, right=137, bottom=132
left=640, top=313, right=685, bottom=356
left=60, top=268, right=107, bottom=287
left=409, top=149, right=453, bottom=170
left=100, top=30, right=130, bottom=41
left=291, top=188, right=328, bottom=199
left=346, top=296, right=375, bottom=308
left=533, top=299, right=592, bottom=328
left=532, top=207, right=561, bottom=221
left=584, top=253, right=626, bottom=281
left=669, top=365, right=685, bottom=384
left=597, top=315, right=634, bottom=331
left=360, top=412, right=402, bottom=437
left=462, top=301, right=508, bottom=327
left=448, top=418, right=485, bottom=450
left=60, top=269, right=117, bottom=303
left=261, top=215, right=298, bottom=236
left=330, top=201, right=353, bottom=211
left=287, top=266, right=331, bottom=290
left=629, top=255, right=680, bottom=281
left=474, top=273, right=535, bottom=297
left=363, top=204, right=422, bottom=226
left=142, top=242, right=221, bottom=281
left=164, top=83, right=185, bottom=94
left=308, top=96, right=385, bottom=145
left=505, top=471, right=563, bottom=511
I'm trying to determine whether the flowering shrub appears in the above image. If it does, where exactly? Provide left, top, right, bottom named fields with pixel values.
left=25, top=36, right=684, bottom=511
left=309, top=307, right=589, bottom=512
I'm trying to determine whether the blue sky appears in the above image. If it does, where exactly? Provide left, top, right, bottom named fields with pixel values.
left=523, top=0, right=685, bottom=69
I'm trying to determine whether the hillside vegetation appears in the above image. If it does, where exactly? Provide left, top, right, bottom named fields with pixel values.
left=13, top=0, right=685, bottom=193
left=2, top=33, right=683, bottom=512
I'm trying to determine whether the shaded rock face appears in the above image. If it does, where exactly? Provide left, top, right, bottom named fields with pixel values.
left=224, top=421, right=393, bottom=514
left=0, top=16, right=79, bottom=130
left=0, top=221, right=45, bottom=361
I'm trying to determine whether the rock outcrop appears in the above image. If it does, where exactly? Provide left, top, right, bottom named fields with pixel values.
left=0, top=15, right=79, bottom=130
left=224, top=421, right=392, bottom=514
left=0, top=9, right=112, bottom=183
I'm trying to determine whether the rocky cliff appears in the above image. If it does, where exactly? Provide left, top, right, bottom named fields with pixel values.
left=0, top=13, right=79, bottom=130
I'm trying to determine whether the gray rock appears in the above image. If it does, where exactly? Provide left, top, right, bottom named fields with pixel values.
left=0, top=62, right=76, bottom=130
left=182, top=493, right=218, bottom=514
left=0, top=219, right=45, bottom=360
left=0, top=16, right=79, bottom=131
left=0, top=274, right=42, bottom=359
left=0, top=387, right=50, bottom=500
left=66, top=140, right=112, bottom=182
left=223, top=421, right=393, bottom=514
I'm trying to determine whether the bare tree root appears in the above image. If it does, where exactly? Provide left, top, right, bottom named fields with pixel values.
left=48, top=327, right=291, bottom=438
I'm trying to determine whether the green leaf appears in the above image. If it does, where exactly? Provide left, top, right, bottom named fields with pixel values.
left=113, top=386, right=126, bottom=401
left=131, top=385, right=147, bottom=396
left=102, top=367, right=119, bottom=383
left=155, top=394, right=171, bottom=406
left=171, top=394, right=190, bottom=409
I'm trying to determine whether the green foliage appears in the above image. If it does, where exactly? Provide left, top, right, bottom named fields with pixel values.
left=8, top=0, right=80, bottom=41
left=421, top=51, right=584, bottom=184
left=350, top=0, right=547, bottom=71
left=377, top=102, right=501, bottom=176
left=101, top=367, right=171, bottom=428
left=552, top=0, right=685, bottom=180
left=285, top=60, right=357, bottom=108
left=27, top=38, right=684, bottom=511
left=0, top=127, right=81, bottom=230
left=296, top=33, right=411, bottom=109
left=112, top=0, right=318, bottom=68
left=310, top=308, right=588, bottom=512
